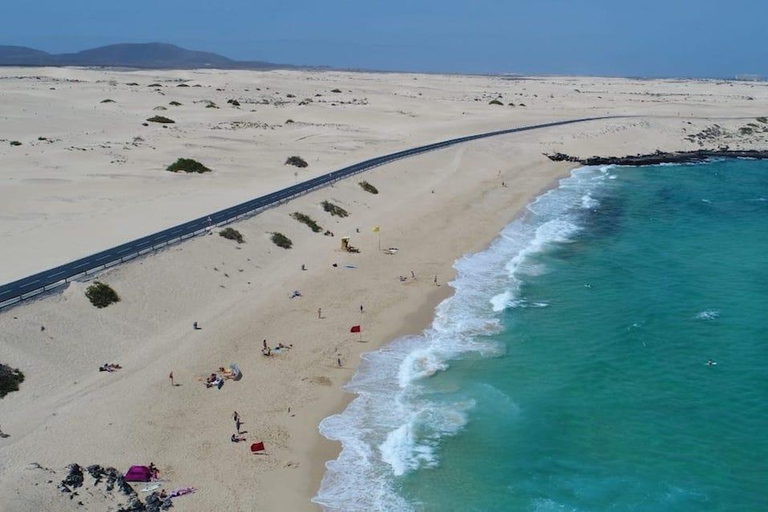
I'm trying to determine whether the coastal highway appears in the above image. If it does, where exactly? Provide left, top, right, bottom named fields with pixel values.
left=0, top=115, right=619, bottom=309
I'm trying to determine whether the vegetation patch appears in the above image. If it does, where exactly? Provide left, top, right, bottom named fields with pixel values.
left=358, top=181, right=379, bottom=194
left=153, top=106, right=168, bottom=111
left=219, top=227, right=245, bottom=243
left=291, top=212, right=323, bottom=232
left=9, top=141, right=22, bottom=146
left=489, top=99, right=504, bottom=106
left=147, top=83, right=162, bottom=87
left=756, top=117, right=767, bottom=124
left=331, top=88, right=342, bottom=93
left=227, top=99, right=241, bottom=106
left=285, top=155, right=308, bottom=168
left=85, top=281, right=120, bottom=308
left=176, top=83, right=190, bottom=87
left=285, top=119, right=295, bottom=124
left=166, top=158, right=211, bottom=174
left=0, top=364, right=25, bottom=398
left=321, top=200, right=349, bottom=217
left=126, top=82, right=139, bottom=86
left=147, top=115, right=175, bottom=124
left=100, top=99, right=116, bottom=103
left=271, top=232, right=293, bottom=249
left=169, top=101, right=182, bottom=106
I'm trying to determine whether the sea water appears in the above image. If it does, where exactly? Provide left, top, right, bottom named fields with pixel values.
left=314, top=159, right=768, bottom=511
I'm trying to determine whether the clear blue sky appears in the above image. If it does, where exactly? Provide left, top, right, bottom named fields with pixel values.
left=3, top=0, right=766, bottom=77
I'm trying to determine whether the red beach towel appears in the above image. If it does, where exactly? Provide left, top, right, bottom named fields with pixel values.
left=251, top=441, right=265, bottom=453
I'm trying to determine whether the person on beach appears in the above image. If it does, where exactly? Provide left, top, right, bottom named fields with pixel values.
left=411, top=270, right=416, bottom=279
left=337, top=357, right=342, bottom=367
left=318, top=308, right=322, bottom=319
left=193, top=321, right=199, bottom=330
left=169, top=371, right=174, bottom=386
left=263, top=339, right=267, bottom=350
left=360, top=304, right=364, bottom=313
left=434, top=275, right=438, bottom=286
left=231, top=434, right=246, bottom=443
left=233, top=411, right=240, bottom=424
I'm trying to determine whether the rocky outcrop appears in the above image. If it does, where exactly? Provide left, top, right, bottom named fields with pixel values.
left=546, top=149, right=768, bottom=167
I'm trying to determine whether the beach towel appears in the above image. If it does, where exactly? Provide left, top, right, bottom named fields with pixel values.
left=251, top=441, right=266, bottom=453
left=124, top=466, right=152, bottom=482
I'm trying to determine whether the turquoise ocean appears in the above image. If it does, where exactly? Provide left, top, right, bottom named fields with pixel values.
left=314, top=159, right=768, bottom=511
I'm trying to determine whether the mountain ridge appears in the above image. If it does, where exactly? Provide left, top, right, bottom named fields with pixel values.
left=0, top=42, right=300, bottom=70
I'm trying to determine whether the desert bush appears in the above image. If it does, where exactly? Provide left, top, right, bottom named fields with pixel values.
left=0, top=364, right=25, bottom=398
left=147, top=83, right=162, bottom=87
left=153, top=106, right=168, bottom=111
left=756, top=117, right=767, bottom=123
left=489, top=99, right=504, bottom=106
left=169, top=101, right=182, bottom=106
left=286, top=93, right=296, bottom=98
left=176, top=83, right=189, bottom=87
left=205, top=102, right=219, bottom=109
left=166, top=158, right=211, bottom=173
left=331, top=88, right=342, bottom=93
left=85, top=281, right=120, bottom=308
left=321, top=200, right=349, bottom=217
left=9, top=141, right=21, bottom=146
left=126, top=82, right=139, bottom=86
left=285, top=156, right=308, bottom=168
left=358, top=181, right=379, bottom=194
left=147, top=116, right=175, bottom=124
left=739, top=126, right=754, bottom=135
left=285, top=119, right=295, bottom=124
left=100, top=99, right=115, bottom=103
left=227, top=99, right=241, bottom=106
left=219, top=227, right=245, bottom=243
left=291, top=212, right=323, bottom=232
left=271, top=232, right=293, bottom=249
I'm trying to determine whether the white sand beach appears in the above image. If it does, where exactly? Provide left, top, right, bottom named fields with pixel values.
left=0, top=68, right=766, bottom=510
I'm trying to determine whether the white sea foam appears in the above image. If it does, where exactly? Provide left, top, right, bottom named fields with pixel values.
left=695, top=310, right=720, bottom=320
left=313, top=166, right=613, bottom=511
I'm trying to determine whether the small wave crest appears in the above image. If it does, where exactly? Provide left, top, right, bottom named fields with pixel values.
left=695, top=310, right=720, bottom=320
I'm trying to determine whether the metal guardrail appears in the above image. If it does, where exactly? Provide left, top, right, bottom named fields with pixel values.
left=0, top=116, right=619, bottom=310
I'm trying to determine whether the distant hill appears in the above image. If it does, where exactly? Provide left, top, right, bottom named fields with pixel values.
left=0, top=42, right=297, bottom=70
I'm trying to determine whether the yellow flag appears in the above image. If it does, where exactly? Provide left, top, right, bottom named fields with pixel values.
left=372, top=226, right=380, bottom=233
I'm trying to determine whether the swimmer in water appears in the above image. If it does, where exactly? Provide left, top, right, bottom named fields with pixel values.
left=707, top=359, right=717, bottom=366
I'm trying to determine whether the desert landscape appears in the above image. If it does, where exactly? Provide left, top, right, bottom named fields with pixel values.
left=1, top=67, right=767, bottom=511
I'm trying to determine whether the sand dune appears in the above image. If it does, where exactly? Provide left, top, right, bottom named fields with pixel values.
left=0, top=68, right=766, bottom=510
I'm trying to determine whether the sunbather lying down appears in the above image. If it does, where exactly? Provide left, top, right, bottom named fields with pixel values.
left=231, top=434, right=247, bottom=443
left=205, top=373, right=224, bottom=388
left=99, top=363, right=122, bottom=372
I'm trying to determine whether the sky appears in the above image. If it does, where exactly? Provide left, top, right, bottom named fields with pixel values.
left=2, top=0, right=766, bottom=78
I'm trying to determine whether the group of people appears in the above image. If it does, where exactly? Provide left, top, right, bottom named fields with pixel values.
left=98, top=363, right=122, bottom=372
left=261, top=339, right=292, bottom=357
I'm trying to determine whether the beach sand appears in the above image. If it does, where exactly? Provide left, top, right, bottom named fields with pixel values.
left=1, top=68, right=766, bottom=510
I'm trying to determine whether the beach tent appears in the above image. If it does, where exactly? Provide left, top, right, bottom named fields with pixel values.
left=124, top=465, right=153, bottom=482
left=229, top=363, right=242, bottom=381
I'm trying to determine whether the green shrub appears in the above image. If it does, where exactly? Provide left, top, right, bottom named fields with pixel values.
left=331, top=88, right=342, bottom=93
left=285, top=156, right=308, bottom=168
left=271, top=232, right=293, bottom=249
left=489, top=99, right=504, bottom=106
left=147, top=83, right=162, bottom=87
left=219, top=227, right=245, bottom=243
left=169, top=101, right=182, bottom=106
left=9, top=141, right=21, bottom=146
left=291, top=212, right=323, bottom=232
left=227, top=99, right=241, bottom=106
left=0, top=364, right=25, bottom=398
left=153, top=106, right=168, bottom=111
left=85, top=281, right=120, bottom=308
left=176, top=83, right=190, bottom=87
left=756, top=117, right=767, bottom=123
left=147, top=116, right=175, bottom=124
left=100, top=98, right=116, bottom=103
left=321, top=200, right=349, bottom=217
left=166, top=158, right=211, bottom=173
left=359, top=181, right=379, bottom=194
left=126, top=82, right=139, bottom=86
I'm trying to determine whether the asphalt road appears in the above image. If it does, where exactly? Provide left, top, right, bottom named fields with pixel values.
left=0, top=115, right=618, bottom=308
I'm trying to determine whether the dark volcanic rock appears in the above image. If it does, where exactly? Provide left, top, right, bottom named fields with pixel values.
left=545, top=149, right=768, bottom=167
left=61, top=464, right=84, bottom=490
